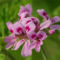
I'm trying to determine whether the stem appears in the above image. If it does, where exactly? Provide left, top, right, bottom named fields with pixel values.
left=41, top=47, right=47, bottom=60
left=25, top=56, right=32, bottom=60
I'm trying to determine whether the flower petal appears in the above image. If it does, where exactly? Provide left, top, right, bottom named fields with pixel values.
left=6, top=22, right=14, bottom=33
left=5, top=41, right=15, bottom=50
left=27, top=31, right=36, bottom=40
left=18, top=6, right=25, bottom=15
left=21, top=40, right=32, bottom=57
left=13, top=21, right=24, bottom=35
left=37, top=9, right=49, bottom=20
left=19, top=12, right=30, bottom=20
left=18, top=4, right=32, bottom=18
left=35, top=40, right=43, bottom=52
left=29, top=41, right=36, bottom=50
left=14, top=39, right=25, bottom=50
left=40, top=20, right=51, bottom=30
left=31, top=17, right=40, bottom=25
left=25, top=21, right=36, bottom=33
left=25, top=4, right=32, bottom=15
left=51, top=16, right=60, bottom=24
left=20, top=17, right=32, bottom=26
left=49, top=29, right=55, bottom=35
left=50, top=25, right=60, bottom=31
left=35, top=43, right=40, bottom=52
left=37, top=31, right=47, bottom=40
left=4, top=34, right=16, bottom=43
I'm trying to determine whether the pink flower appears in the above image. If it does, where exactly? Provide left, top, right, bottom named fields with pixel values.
left=18, top=4, right=32, bottom=20
left=5, top=4, right=60, bottom=57
left=28, top=31, right=47, bottom=52
left=5, top=16, right=48, bottom=56
left=29, top=40, right=43, bottom=52
left=5, top=21, right=32, bottom=57
left=49, top=29, right=55, bottom=35
left=20, top=17, right=40, bottom=33
left=37, top=31, right=47, bottom=40
left=27, top=31, right=36, bottom=40
left=37, top=9, right=60, bottom=33
left=14, top=40, right=32, bottom=57
left=37, top=9, right=50, bottom=20
left=6, top=21, right=25, bottom=35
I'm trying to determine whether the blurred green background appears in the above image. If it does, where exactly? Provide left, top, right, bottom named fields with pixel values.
left=0, top=0, right=60, bottom=60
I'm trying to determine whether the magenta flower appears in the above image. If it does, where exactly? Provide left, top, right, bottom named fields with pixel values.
left=37, top=9, right=60, bottom=34
left=49, top=29, right=55, bottom=35
left=4, top=4, right=60, bottom=57
left=37, top=9, right=50, bottom=20
left=18, top=4, right=32, bottom=20
left=5, top=17, right=48, bottom=57
left=29, top=31, right=47, bottom=52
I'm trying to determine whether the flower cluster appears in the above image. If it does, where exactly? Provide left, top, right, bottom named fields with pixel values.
left=4, top=4, right=60, bottom=57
